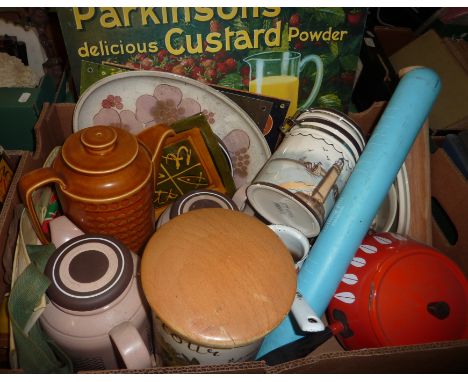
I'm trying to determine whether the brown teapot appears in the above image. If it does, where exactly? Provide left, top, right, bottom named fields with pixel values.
left=19, top=124, right=175, bottom=254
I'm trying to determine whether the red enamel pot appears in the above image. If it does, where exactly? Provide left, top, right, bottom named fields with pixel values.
left=326, top=232, right=468, bottom=350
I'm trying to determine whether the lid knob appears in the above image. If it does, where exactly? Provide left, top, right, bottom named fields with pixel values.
left=427, top=301, right=450, bottom=320
left=80, top=126, right=118, bottom=155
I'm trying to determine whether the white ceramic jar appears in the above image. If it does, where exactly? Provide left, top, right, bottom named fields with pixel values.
left=247, top=108, right=365, bottom=238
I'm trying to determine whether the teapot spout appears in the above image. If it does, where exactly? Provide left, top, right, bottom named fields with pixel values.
left=137, top=124, right=176, bottom=166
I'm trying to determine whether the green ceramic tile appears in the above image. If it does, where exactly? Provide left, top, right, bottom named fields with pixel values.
left=170, top=113, right=236, bottom=195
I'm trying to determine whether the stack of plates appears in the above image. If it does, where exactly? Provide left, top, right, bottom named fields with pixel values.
left=371, top=163, right=410, bottom=235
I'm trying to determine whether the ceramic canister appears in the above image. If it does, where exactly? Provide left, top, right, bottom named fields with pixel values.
left=18, top=124, right=175, bottom=254
left=156, top=189, right=238, bottom=229
left=246, top=108, right=365, bottom=238
left=39, top=234, right=153, bottom=371
left=141, top=209, right=297, bottom=366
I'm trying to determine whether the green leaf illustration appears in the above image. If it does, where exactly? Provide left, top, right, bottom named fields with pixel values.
left=233, top=17, right=250, bottom=32
left=330, top=42, right=340, bottom=57
left=280, top=23, right=290, bottom=51
left=318, top=93, right=343, bottom=109
left=319, top=53, right=337, bottom=67
left=340, top=55, right=359, bottom=71
left=218, top=73, right=243, bottom=89
left=307, top=8, right=345, bottom=27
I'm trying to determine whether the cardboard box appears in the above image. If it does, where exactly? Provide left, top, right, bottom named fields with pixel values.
left=431, top=143, right=468, bottom=277
left=390, top=30, right=468, bottom=133
left=0, top=101, right=75, bottom=309
left=0, top=151, right=35, bottom=298
left=1, top=102, right=467, bottom=373
left=0, top=74, right=56, bottom=151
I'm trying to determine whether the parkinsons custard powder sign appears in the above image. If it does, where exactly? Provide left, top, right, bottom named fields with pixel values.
left=58, top=7, right=366, bottom=113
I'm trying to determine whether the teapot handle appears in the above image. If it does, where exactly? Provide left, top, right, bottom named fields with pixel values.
left=18, top=167, right=67, bottom=244
left=136, top=124, right=176, bottom=163
left=298, top=54, right=324, bottom=110
left=109, top=321, right=154, bottom=369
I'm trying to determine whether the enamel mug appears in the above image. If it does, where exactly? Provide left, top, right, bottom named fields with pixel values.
left=268, top=224, right=310, bottom=271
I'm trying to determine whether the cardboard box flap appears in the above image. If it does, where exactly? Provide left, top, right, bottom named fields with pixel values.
left=269, top=340, right=468, bottom=373
left=390, top=30, right=468, bottom=132
left=80, top=360, right=268, bottom=374
left=0, top=151, right=30, bottom=297
left=431, top=147, right=468, bottom=275
left=32, top=102, right=75, bottom=165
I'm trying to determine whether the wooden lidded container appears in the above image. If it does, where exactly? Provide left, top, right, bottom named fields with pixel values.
left=141, top=208, right=297, bottom=366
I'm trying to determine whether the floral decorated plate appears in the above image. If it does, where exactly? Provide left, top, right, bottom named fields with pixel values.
left=73, top=70, right=271, bottom=189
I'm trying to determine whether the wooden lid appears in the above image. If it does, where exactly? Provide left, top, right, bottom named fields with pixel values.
left=141, top=209, right=297, bottom=348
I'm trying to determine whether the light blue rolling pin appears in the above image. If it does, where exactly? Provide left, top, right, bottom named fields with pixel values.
left=257, top=67, right=441, bottom=358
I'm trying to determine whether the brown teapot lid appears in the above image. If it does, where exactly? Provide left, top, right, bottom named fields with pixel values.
left=62, top=125, right=139, bottom=174
left=141, top=209, right=297, bottom=348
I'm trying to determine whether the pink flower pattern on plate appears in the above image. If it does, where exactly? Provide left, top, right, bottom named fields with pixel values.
left=222, top=129, right=251, bottom=188
left=93, top=84, right=204, bottom=135
left=202, top=110, right=215, bottom=124
left=101, top=95, right=123, bottom=110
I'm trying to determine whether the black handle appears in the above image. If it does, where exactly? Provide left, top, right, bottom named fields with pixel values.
left=427, top=301, right=450, bottom=320
left=257, top=327, right=334, bottom=366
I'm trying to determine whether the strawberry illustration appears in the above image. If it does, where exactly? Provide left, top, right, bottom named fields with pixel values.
left=289, top=13, right=300, bottom=27
left=347, top=11, right=364, bottom=26
left=190, top=65, right=203, bottom=79
left=294, top=40, right=304, bottom=50
left=214, top=50, right=227, bottom=61
left=196, top=75, right=210, bottom=84
left=216, top=62, right=228, bottom=75
left=126, top=61, right=141, bottom=70
left=204, top=68, right=218, bottom=82
left=341, top=72, right=355, bottom=86
left=141, top=57, right=154, bottom=70
left=163, top=62, right=175, bottom=72
left=240, top=65, right=250, bottom=78
left=157, top=49, right=169, bottom=62
left=224, top=57, right=237, bottom=72
left=210, top=19, right=221, bottom=33
left=180, top=57, right=196, bottom=68
left=200, top=58, right=216, bottom=69
left=171, top=64, right=185, bottom=76
left=135, top=53, right=147, bottom=62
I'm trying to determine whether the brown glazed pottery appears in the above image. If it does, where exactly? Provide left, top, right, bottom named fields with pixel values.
left=18, top=124, right=175, bottom=254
